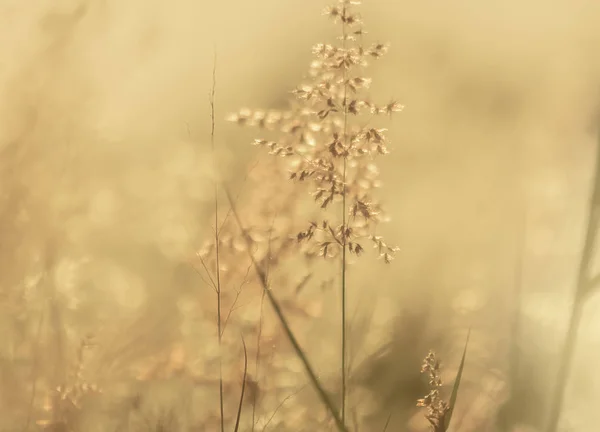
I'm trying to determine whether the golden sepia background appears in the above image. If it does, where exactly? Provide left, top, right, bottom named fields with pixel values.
left=1, top=0, right=600, bottom=430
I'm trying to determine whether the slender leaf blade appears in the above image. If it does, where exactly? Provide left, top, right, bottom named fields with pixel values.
left=444, top=328, right=471, bottom=431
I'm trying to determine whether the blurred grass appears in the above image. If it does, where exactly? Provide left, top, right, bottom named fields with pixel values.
left=0, top=0, right=600, bottom=431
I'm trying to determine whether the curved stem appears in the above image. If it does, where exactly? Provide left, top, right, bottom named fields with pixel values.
left=340, top=2, right=349, bottom=424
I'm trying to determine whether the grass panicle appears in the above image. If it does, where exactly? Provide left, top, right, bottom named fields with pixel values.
left=228, top=1, right=402, bottom=425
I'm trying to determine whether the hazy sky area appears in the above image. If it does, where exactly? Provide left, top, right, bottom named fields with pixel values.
left=1, top=0, right=600, bottom=431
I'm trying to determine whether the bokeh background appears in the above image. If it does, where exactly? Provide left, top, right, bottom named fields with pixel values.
left=1, top=0, right=600, bottom=430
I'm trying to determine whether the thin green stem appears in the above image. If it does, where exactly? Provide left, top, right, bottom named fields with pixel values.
left=340, top=3, right=349, bottom=424
left=209, top=48, right=225, bottom=432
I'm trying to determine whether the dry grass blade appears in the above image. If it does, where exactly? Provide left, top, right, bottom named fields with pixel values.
left=548, top=119, right=600, bottom=432
left=381, top=412, right=392, bottom=432
left=224, top=185, right=349, bottom=432
left=444, top=328, right=470, bottom=431
left=23, top=303, right=46, bottom=432
left=234, top=336, right=249, bottom=432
